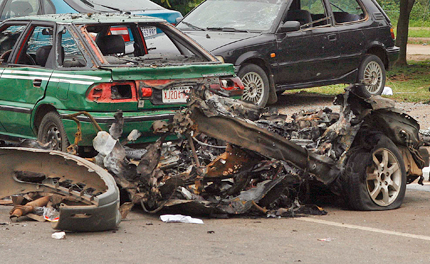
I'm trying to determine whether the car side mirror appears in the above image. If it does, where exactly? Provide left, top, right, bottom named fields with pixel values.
left=278, top=21, right=300, bottom=33
left=175, top=17, right=183, bottom=25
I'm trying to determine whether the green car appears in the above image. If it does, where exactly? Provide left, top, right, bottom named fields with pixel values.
left=0, top=13, right=243, bottom=151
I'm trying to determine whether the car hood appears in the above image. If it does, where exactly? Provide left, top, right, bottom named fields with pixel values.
left=182, top=31, right=261, bottom=52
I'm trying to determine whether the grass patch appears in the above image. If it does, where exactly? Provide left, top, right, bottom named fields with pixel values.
left=386, top=60, right=430, bottom=103
left=408, top=27, right=430, bottom=38
left=283, top=60, right=430, bottom=103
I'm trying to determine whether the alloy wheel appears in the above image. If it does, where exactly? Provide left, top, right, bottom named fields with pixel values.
left=366, top=148, right=402, bottom=206
left=363, top=61, right=383, bottom=94
left=241, top=72, right=264, bottom=105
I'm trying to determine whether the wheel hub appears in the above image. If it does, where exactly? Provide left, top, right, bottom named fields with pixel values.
left=366, top=148, right=402, bottom=206
left=364, top=61, right=383, bottom=94
left=46, top=125, right=62, bottom=150
left=241, top=72, right=264, bottom=104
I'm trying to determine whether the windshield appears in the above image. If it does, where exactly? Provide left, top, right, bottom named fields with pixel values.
left=65, top=0, right=164, bottom=12
left=177, top=0, right=284, bottom=32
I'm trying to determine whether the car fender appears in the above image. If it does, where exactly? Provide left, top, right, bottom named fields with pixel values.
left=31, top=97, right=67, bottom=132
left=234, top=51, right=272, bottom=74
left=361, top=41, right=389, bottom=65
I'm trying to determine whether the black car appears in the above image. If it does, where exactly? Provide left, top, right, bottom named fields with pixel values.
left=177, top=0, right=399, bottom=107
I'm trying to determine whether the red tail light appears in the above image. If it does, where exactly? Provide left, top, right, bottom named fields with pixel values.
left=210, top=76, right=244, bottom=96
left=87, top=82, right=137, bottom=102
left=140, top=87, right=153, bottom=98
left=390, top=27, right=395, bottom=40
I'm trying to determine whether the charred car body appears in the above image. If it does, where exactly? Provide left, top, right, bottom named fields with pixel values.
left=93, top=84, right=428, bottom=215
left=0, top=14, right=243, bottom=151
left=177, top=0, right=399, bottom=107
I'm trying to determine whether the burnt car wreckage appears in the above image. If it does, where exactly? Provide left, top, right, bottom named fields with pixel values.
left=1, top=84, right=428, bottom=230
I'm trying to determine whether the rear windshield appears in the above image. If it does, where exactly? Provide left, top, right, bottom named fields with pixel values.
left=64, top=0, right=164, bottom=12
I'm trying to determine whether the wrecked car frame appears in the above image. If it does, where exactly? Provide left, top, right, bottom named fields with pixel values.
left=94, top=83, right=428, bottom=216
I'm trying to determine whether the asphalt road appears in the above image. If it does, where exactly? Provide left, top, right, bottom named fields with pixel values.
left=1, top=185, right=430, bottom=263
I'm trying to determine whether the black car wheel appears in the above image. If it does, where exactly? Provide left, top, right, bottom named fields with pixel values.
left=38, top=112, right=69, bottom=152
left=343, top=135, right=406, bottom=211
left=238, top=64, right=269, bottom=107
left=357, top=55, right=386, bottom=95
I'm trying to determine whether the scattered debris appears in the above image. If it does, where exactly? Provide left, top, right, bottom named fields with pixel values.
left=51, top=231, right=66, bottom=240
left=317, top=238, right=332, bottom=242
left=160, top=214, right=204, bottom=224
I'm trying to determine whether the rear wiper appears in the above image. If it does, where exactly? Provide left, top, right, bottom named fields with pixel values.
left=181, top=21, right=206, bottom=31
left=83, top=0, right=124, bottom=12
left=206, top=27, right=248, bottom=33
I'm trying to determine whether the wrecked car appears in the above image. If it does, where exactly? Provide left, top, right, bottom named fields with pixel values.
left=0, top=147, right=121, bottom=231
left=97, top=84, right=428, bottom=215
left=177, top=0, right=399, bottom=107
left=0, top=13, right=243, bottom=152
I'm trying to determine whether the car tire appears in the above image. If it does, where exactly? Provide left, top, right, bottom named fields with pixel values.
left=342, top=134, right=406, bottom=211
left=357, top=54, right=386, bottom=95
left=38, top=112, right=69, bottom=152
left=238, top=64, right=269, bottom=107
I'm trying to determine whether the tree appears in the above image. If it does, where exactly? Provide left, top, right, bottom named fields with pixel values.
left=395, top=0, right=416, bottom=65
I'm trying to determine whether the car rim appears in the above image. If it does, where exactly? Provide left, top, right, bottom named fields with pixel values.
left=45, top=124, right=62, bottom=150
left=363, top=61, right=383, bottom=94
left=366, top=148, right=402, bottom=206
left=241, top=72, right=264, bottom=105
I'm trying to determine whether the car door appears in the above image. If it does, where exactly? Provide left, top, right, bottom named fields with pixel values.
left=275, top=0, right=340, bottom=86
left=0, top=23, right=27, bottom=133
left=0, top=23, right=54, bottom=137
left=329, top=0, right=367, bottom=76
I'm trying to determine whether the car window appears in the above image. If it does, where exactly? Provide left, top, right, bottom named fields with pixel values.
left=0, top=24, right=25, bottom=62
left=59, top=28, right=87, bottom=68
left=330, top=0, right=365, bottom=23
left=42, top=0, right=56, bottom=14
left=63, top=0, right=163, bottom=12
left=177, top=0, right=284, bottom=32
left=293, top=0, right=330, bottom=28
left=16, top=25, right=54, bottom=66
left=90, top=0, right=164, bottom=10
left=1, top=0, right=40, bottom=19
left=85, top=23, right=208, bottom=65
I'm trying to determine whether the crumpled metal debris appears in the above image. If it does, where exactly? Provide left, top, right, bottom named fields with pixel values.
left=0, top=148, right=121, bottom=231
left=93, top=83, right=425, bottom=218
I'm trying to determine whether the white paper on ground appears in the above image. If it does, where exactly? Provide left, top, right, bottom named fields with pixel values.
left=160, top=214, right=204, bottom=224
left=382, top=87, right=393, bottom=95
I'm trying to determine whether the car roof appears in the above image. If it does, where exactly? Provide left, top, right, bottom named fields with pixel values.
left=3, top=13, right=165, bottom=24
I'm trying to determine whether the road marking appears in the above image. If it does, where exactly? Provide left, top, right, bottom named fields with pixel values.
left=296, top=217, right=430, bottom=241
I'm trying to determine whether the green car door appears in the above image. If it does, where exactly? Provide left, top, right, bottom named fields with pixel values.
left=0, top=24, right=54, bottom=138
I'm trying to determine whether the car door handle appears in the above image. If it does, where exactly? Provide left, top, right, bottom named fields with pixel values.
left=33, top=79, right=42, bottom=87
left=328, top=34, right=337, bottom=41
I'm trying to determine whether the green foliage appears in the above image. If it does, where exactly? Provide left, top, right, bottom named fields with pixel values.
left=378, top=0, right=430, bottom=27
left=152, top=0, right=203, bottom=15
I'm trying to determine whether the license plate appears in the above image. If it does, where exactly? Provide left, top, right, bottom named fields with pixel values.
left=162, top=86, right=191, bottom=103
left=141, top=26, right=157, bottom=37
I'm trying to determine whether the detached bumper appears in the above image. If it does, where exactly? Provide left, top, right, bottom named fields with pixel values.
left=0, top=147, right=121, bottom=232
